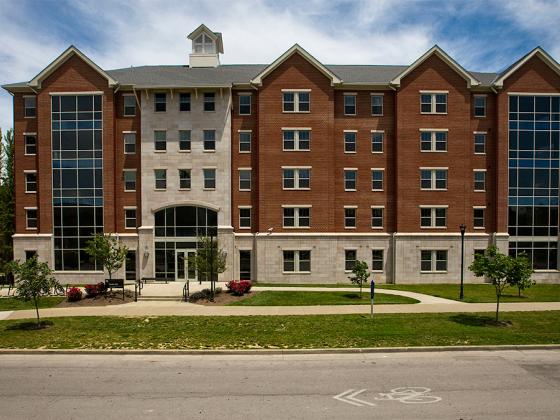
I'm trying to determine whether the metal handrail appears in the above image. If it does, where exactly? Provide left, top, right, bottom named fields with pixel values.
left=182, top=280, right=190, bottom=302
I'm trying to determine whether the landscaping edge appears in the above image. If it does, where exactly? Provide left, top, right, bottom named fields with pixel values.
left=1, top=344, right=559, bottom=356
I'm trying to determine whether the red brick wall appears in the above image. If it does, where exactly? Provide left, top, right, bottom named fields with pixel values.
left=256, top=52, right=335, bottom=232
left=395, top=54, right=495, bottom=233
left=231, top=90, right=258, bottom=231
left=114, top=92, right=141, bottom=232
left=496, top=55, right=560, bottom=233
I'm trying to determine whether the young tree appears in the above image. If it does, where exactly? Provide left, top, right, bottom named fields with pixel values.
left=85, top=234, right=128, bottom=281
left=10, top=256, right=63, bottom=328
left=0, top=129, right=15, bottom=271
left=189, top=236, right=227, bottom=300
left=469, top=245, right=511, bottom=322
left=507, top=253, right=534, bottom=297
left=349, top=260, right=371, bottom=298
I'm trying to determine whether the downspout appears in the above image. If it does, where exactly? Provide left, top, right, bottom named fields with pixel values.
left=390, top=83, right=398, bottom=284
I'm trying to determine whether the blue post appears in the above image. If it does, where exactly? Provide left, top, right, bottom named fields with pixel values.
left=370, top=278, right=375, bottom=318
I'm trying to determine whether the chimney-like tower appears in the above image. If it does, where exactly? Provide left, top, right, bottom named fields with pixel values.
left=187, top=24, right=224, bottom=68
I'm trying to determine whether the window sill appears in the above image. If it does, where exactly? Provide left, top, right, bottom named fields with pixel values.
left=124, top=227, right=137, bottom=230
left=124, top=190, right=136, bottom=193
left=282, top=111, right=311, bottom=114
left=420, top=150, right=448, bottom=153
left=283, top=226, right=311, bottom=229
left=371, top=189, right=384, bottom=192
left=124, top=152, right=136, bottom=155
left=282, top=149, right=311, bottom=152
left=239, top=226, right=252, bottom=230
left=179, top=188, right=191, bottom=191
left=25, top=227, right=38, bottom=231
left=474, top=152, right=486, bottom=155
left=154, top=189, right=167, bottom=192
left=154, top=111, right=167, bottom=114
left=123, top=115, right=136, bottom=118
left=24, top=116, right=37, bottom=119
left=238, top=113, right=251, bottom=116
left=154, top=150, right=167, bottom=153
left=25, top=191, right=37, bottom=194
left=474, top=190, right=486, bottom=193
left=178, top=150, right=191, bottom=153
left=344, top=227, right=357, bottom=230
left=371, top=151, right=384, bottom=154
left=420, top=188, right=448, bottom=191
left=203, top=188, right=216, bottom=191
left=282, top=271, right=311, bottom=275
left=344, top=114, right=357, bottom=117
left=344, top=151, right=357, bottom=154
left=473, top=227, right=485, bottom=230
left=420, top=226, right=447, bottom=229
left=371, top=114, right=384, bottom=117
left=420, top=112, right=448, bottom=115
left=344, top=189, right=357, bottom=192
left=203, top=110, right=216, bottom=113
left=474, top=115, right=486, bottom=119
left=283, top=188, right=311, bottom=191
left=24, top=154, right=37, bottom=157
left=372, top=270, right=384, bottom=273
left=203, top=150, right=216, bottom=153
left=239, top=151, right=251, bottom=154
left=371, top=226, right=384, bottom=230
left=239, top=189, right=251, bottom=192
left=421, top=271, right=448, bottom=274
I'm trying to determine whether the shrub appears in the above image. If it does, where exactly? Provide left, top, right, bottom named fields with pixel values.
left=189, top=287, right=222, bottom=302
left=227, top=280, right=252, bottom=296
left=84, top=282, right=107, bottom=297
left=66, top=287, right=83, bottom=302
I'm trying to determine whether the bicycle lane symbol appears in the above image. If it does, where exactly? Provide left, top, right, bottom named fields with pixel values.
left=333, top=387, right=441, bottom=407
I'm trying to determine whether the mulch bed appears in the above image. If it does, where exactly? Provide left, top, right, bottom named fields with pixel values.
left=194, top=291, right=258, bottom=305
left=57, top=291, right=135, bottom=307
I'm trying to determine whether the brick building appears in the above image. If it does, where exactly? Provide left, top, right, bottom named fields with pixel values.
left=3, top=24, right=559, bottom=284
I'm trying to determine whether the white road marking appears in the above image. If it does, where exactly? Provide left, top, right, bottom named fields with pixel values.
left=333, top=389, right=376, bottom=407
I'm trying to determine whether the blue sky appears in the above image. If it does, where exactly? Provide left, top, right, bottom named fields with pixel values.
left=1, top=0, right=559, bottom=131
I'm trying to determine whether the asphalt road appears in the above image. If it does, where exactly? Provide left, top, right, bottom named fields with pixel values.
left=0, top=350, right=559, bottom=419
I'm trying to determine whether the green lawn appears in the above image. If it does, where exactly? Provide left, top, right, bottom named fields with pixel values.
left=229, top=291, right=418, bottom=306
left=0, top=311, right=559, bottom=349
left=377, top=284, right=560, bottom=303
left=256, top=283, right=360, bottom=288
left=0, top=297, right=64, bottom=311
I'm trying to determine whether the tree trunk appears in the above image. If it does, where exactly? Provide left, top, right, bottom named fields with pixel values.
left=518, top=287, right=521, bottom=297
left=359, top=283, right=362, bottom=298
left=33, top=295, right=40, bottom=328
left=495, top=293, right=500, bottom=322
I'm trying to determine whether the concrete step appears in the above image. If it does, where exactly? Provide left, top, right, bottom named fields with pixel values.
left=138, top=296, right=184, bottom=302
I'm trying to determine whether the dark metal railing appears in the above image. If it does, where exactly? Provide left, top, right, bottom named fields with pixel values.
left=182, top=280, right=190, bottom=302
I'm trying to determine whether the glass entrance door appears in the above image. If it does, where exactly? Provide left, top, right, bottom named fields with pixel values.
left=175, top=249, right=197, bottom=282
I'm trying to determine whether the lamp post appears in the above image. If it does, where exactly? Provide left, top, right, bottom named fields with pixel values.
left=459, top=223, right=466, bottom=300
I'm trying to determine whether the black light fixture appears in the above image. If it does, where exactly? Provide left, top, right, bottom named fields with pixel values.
left=459, top=223, right=466, bottom=300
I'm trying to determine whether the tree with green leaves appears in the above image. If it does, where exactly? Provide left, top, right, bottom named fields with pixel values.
left=507, top=253, right=535, bottom=297
left=189, top=236, right=227, bottom=300
left=9, top=256, right=63, bottom=328
left=349, top=260, right=371, bottom=298
left=0, top=128, right=15, bottom=271
left=469, top=245, right=512, bottom=322
left=85, top=234, right=128, bottom=281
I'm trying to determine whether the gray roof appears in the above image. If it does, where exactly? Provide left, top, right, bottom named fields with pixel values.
left=3, top=63, right=500, bottom=90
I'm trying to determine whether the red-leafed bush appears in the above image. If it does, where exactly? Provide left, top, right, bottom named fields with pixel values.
left=66, top=287, right=83, bottom=302
left=226, top=280, right=252, bottom=296
left=84, top=282, right=107, bottom=297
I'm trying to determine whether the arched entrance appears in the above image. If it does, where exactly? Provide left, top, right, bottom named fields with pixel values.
left=153, top=205, right=218, bottom=280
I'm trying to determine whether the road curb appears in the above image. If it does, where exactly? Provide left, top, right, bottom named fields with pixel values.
left=1, top=344, right=559, bottom=356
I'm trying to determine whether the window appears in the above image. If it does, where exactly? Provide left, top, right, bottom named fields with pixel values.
left=154, top=93, right=166, bottom=112
left=239, top=207, right=251, bottom=229
left=283, top=130, right=310, bottom=151
left=371, top=95, right=383, bottom=116
left=203, top=92, right=215, bottom=112
left=344, top=169, right=357, bottom=191
left=124, top=208, right=136, bottom=229
left=24, top=96, right=36, bottom=118
left=25, top=208, right=37, bottom=229
left=421, top=250, right=448, bottom=272
left=283, top=250, right=311, bottom=273
left=371, top=131, right=384, bottom=153
left=420, top=168, right=447, bottom=190
left=371, top=169, right=384, bottom=191
left=179, top=93, right=191, bottom=112
left=25, top=250, right=37, bottom=260
left=123, top=95, right=136, bottom=116
left=193, top=33, right=215, bottom=54
left=371, top=207, right=384, bottom=228
left=25, top=172, right=37, bottom=193
left=283, top=207, right=310, bottom=228
left=474, top=95, right=486, bottom=117
left=345, top=249, right=357, bottom=271
left=203, top=168, right=216, bottom=189
left=239, top=169, right=251, bottom=191
left=344, top=94, right=356, bottom=115
left=154, top=130, right=166, bottom=151
left=239, top=131, right=251, bottom=153
left=239, top=250, right=251, bottom=280
left=420, top=207, right=447, bottom=228
left=474, top=170, right=486, bottom=191
left=474, top=207, right=485, bottom=228
left=420, top=130, right=447, bottom=151
left=344, top=207, right=357, bottom=228
left=179, top=169, right=191, bottom=189
left=179, top=130, right=191, bottom=151
left=24, top=134, right=36, bottom=155
left=282, top=168, right=310, bottom=190
left=474, top=132, right=486, bottom=154
left=123, top=170, right=136, bottom=191
left=344, top=131, right=357, bottom=153
left=420, top=92, right=447, bottom=114
left=203, top=130, right=216, bottom=151
left=371, top=249, right=384, bottom=271
left=154, top=169, right=167, bottom=190
left=124, top=132, right=136, bottom=154
left=282, top=91, right=310, bottom=112
left=239, top=94, right=251, bottom=115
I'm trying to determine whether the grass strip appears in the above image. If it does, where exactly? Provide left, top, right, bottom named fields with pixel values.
left=229, top=291, right=418, bottom=306
left=0, top=311, right=559, bottom=349
left=0, top=297, right=65, bottom=311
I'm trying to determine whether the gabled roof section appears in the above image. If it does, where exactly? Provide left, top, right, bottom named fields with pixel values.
left=390, top=45, right=480, bottom=88
left=187, top=23, right=224, bottom=53
left=28, top=45, right=118, bottom=89
left=250, top=44, right=343, bottom=86
left=492, top=47, right=560, bottom=88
